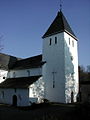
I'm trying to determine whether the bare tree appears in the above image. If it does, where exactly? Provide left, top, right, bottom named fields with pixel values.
left=79, top=65, right=90, bottom=82
left=0, top=35, right=4, bottom=52
left=0, top=34, right=4, bottom=82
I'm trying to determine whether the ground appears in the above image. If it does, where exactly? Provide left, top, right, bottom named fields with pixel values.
left=0, top=103, right=90, bottom=120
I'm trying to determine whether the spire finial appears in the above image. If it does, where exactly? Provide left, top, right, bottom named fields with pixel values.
left=60, top=0, right=62, bottom=11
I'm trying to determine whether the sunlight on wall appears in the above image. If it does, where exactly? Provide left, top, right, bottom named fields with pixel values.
left=29, top=77, right=45, bottom=103
left=0, top=70, right=8, bottom=83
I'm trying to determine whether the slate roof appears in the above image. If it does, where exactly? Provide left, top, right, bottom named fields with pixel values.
left=0, top=53, right=20, bottom=70
left=42, top=11, right=77, bottom=40
left=12, top=54, right=43, bottom=70
left=0, top=75, right=41, bottom=88
left=0, top=53, right=44, bottom=70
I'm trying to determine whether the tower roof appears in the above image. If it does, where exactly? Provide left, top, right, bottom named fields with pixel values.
left=42, top=11, right=77, bottom=40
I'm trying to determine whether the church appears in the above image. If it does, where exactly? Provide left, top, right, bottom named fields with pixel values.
left=0, top=10, right=79, bottom=106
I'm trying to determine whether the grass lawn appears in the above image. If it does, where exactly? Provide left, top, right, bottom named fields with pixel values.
left=0, top=103, right=90, bottom=120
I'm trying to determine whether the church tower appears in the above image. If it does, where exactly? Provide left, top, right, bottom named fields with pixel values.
left=42, top=11, right=78, bottom=103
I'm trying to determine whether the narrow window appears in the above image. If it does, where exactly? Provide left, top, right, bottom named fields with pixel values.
left=69, top=38, right=70, bottom=45
left=71, top=91, right=74, bottom=103
left=71, top=56, right=73, bottom=61
left=13, top=72, right=16, bottom=78
left=49, top=38, right=52, bottom=45
left=55, top=37, right=57, bottom=44
left=27, top=70, right=30, bottom=76
left=72, top=40, right=74, bottom=47
left=53, top=81, right=55, bottom=88
left=52, top=71, right=57, bottom=88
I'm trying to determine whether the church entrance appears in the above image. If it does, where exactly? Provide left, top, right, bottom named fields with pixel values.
left=12, top=95, right=17, bottom=106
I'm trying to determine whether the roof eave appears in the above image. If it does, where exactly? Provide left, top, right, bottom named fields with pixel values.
left=42, top=30, right=78, bottom=41
left=42, top=30, right=64, bottom=39
left=64, top=30, right=78, bottom=41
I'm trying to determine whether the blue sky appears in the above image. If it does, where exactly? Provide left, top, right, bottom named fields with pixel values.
left=0, top=0, right=90, bottom=67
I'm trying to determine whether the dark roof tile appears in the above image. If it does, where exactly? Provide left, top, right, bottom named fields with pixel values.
left=0, top=53, right=20, bottom=70
left=0, top=75, right=41, bottom=88
left=42, top=11, right=77, bottom=40
left=12, top=54, right=42, bottom=70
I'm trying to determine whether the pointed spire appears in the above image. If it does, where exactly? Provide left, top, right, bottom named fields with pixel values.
left=42, top=11, right=77, bottom=40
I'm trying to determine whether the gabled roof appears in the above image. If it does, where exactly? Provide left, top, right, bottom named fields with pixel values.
left=0, top=53, right=21, bottom=70
left=42, top=11, right=77, bottom=40
left=12, top=54, right=43, bottom=70
left=0, top=53, right=44, bottom=70
left=0, top=75, right=41, bottom=88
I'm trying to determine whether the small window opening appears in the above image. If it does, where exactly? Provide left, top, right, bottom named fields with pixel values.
left=69, top=38, right=70, bottom=45
left=53, top=81, right=55, bottom=88
left=72, top=41, right=74, bottom=47
left=27, top=70, right=30, bottom=76
left=3, top=77, right=5, bottom=79
left=71, top=56, right=73, bottom=61
left=71, top=91, right=74, bottom=103
left=55, top=37, right=57, bottom=44
left=13, top=72, right=16, bottom=78
left=49, top=38, right=52, bottom=45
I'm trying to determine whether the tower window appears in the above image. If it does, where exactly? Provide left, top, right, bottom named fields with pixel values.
left=72, top=41, right=74, bottom=47
left=55, top=37, right=57, bottom=44
left=49, top=38, right=52, bottom=45
left=52, top=71, right=57, bottom=88
left=53, top=81, right=55, bottom=88
left=69, top=38, right=70, bottom=45
left=71, top=56, right=73, bottom=61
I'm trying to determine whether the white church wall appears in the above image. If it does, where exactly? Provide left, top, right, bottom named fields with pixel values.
left=7, top=67, right=42, bottom=78
left=29, top=76, right=45, bottom=103
left=0, top=88, right=29, bottom=106
left=42, top=32, right=66, bottom=103
left=64, top=32, right=79, bottom=103
left=0, top=70, right=8, bottom=83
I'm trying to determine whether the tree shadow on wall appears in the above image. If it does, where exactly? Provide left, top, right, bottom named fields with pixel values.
left=64, top=40, right=77, bottom=103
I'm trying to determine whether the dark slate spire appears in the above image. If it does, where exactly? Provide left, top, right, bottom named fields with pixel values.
left=42, top=11, right=77, bottom=40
